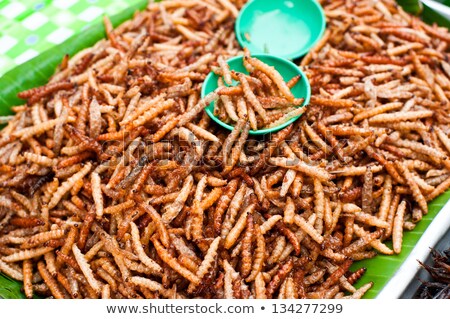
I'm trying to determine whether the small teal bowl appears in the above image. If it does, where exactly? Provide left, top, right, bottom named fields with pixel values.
left=235, top=0, right=326, bottom=60
left=201, top=54, right=310, bottom=135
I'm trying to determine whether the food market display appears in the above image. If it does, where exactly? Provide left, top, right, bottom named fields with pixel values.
left=1, top=0, right=450, bottom=299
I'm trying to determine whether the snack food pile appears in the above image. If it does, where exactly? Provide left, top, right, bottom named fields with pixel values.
left=1, top=0, right=450, bottom=299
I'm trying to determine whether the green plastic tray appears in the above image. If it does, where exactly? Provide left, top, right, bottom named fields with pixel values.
left=1, top=0, right=450, bottom=299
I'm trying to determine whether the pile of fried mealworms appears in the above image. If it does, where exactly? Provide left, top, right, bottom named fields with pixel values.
left=1, top=0, right=450, bottom=299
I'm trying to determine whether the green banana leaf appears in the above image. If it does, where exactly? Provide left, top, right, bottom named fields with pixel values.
left=397, top=0, right=424, bottom=15
left=398, top=0, right=450, bottom=27
left=0, top=273, right=27, bottom=299
left=1, top=0, right=450, bottom=299
left=422, top=4, right=450, bottom=27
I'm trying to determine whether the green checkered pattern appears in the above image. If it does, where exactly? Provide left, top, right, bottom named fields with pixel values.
left=0, top=0, right=144, bottom=76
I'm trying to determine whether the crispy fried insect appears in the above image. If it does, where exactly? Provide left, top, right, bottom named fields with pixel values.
left=427, top=174, right=450, bottom=201
left=89, top=97, right=102, bottom=139
left=178, top=92, right=219, bottom=127
left=266, top=258, right=294, bottom=298
left=342, top=229, right=384, bottom=257
left=225, top=121, right=249, bottom=172
left=48, top=162, right=92, bottom=209
left=218, top=89, right=239, bottom=124
left=246, top=56, right=294, bottom=101
left=21, top=229, right=65, bottom=249
left=354, top=102, right=403, bottom=123
left=152, top=237, right=200, bottom=285
left=305, top=122, right=331, bottom=155
left=283, top=196, right=295, bottom=224
left=220, top=183, right=247, bottom=239
left=185, top=123, right=220, bottom=143
left=84, top=241, right=104, bottom=262
left=131, top=100, right=175, bottom=128
left=90, top=172, right=104, bottom=218
left=319, top=260, right=353, bottom=291
left=139, top=203, right=170, bottom=249
left=376, top=175, right=392, bottom=221
left=162, top=175, right=194, bottom=224
left=223, top=259, right=238, bottom=299
left=13, top=118, right=60, bottom=141
left=361, top=167, right=374, bottom=214
left=342, top=282, right=373, bottom=299
left=254, top=272, right=267, bottom=299
left=268, top=157, right=332, bottom=182
left=0, top=259, right=23, bottom=281
left=101, top=284, right=110, bottom=299
left=130, top=276, right=180, bottom=299
left=3, top=246, right=54, bottom=262
left=313, top=179, right=325, bottom=233
left=191, top=175, right=208, bottom=241
left=10, top=217, right=45, bottom=228
left=246, top=224, right=265, bottom=282
left=393, top=200, right=407, bottom=254
left=18, top=81, right=74, bottom=105
left=214, top=179, right=239, bottom=235
left=104, top=200, right=135, bottom=215
left=130, top=222, right=162, bottom=274
left=77, top=209, right=95, bottom=251
left=294, top=215, right=324, bottom=244
left=201, top=187, right=223, bottom=210
left=396, top=162, right=428, bottom=214
left=240, top=214, right=254, bottom=278
left=23, top=152, right=58, bottom=167
left=267, top=236, right=286, bottom=265
left=353, top=210, right=389, bottom=228
left=339, top=187, right=361, bottom=203
left=267, top=107, right=306, bottom=128
left=310, top=96, right=355, bottom=108
left=188, top=236, right=221, bottom=293
left=22, top=260, right=33, bottom=299
left=279, top=169, right=296, bottom=198
left=370, top=110, right=434, bottom=124
left=353, top=224, right=393, bottom=255
left=72, top=244, right=101, bottom=295
left=237, top=73, right=267, bottom=124
left=224, top=204, right=255, bottom=249
left=37, top=260, right=65, bottom=299
left=222, top=119, right=245, bottom=166
left=247, top=104, right=258, bottom=131
left=260, top=215, right=283, bottom=235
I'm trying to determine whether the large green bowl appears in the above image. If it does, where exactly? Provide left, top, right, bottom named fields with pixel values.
left=235, top=0, right=326, bottom=60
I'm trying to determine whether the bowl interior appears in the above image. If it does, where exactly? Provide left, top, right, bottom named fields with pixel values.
left=202, top=54, right=310, bottom=135
left=235, top=0, right=326, bottom=60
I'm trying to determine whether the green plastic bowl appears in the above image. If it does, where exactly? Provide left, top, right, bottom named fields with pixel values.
left=202, top=54, right=310, bottom=135
left=235, top=0, right=326, bottom=60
